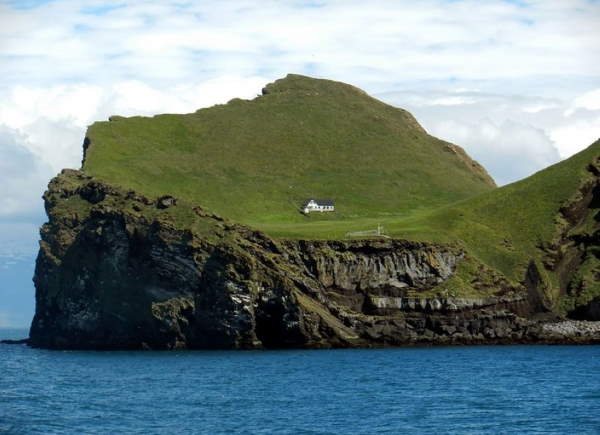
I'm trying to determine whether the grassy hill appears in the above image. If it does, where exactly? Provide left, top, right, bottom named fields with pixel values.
left=83, top=74, right=495, bottom=228
left=80, top=74, right=599, bottom=311
left=395, top=140, right=599, bottom=279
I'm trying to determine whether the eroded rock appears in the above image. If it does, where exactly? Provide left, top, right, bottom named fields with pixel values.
left=28, top=170, right=600, bottom=350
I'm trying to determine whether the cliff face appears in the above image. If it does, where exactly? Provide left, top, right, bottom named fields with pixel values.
left=536, top=156, right=600, bottom=317
left=30, top=170, right=580, bottom=350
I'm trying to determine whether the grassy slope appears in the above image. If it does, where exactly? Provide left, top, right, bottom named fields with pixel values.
left=84, top=74, right=495, bottom=230
left=390, top=140, right=599, bottom=285
left=261, top=140, right=599, bottom=300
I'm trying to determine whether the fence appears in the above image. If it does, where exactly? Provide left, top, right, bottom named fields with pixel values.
left=345, top=224, right=390, bottom=239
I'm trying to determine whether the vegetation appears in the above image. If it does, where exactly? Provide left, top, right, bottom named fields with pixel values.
left=84, top=74, right=494, bottom=227
left=80, top=74, right=600, bottom=310
left=251, top=140, right=599, bottom=300
left=394, top=141, right=600, bottom=281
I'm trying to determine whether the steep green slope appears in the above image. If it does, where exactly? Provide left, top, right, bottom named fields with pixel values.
left=389, top=140, right=600, bottom=310
left=83, top=74, right=494, bottom=228
left=402, top=141, right=598, bottom=271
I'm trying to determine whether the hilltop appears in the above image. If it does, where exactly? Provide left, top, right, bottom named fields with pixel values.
left=83, top=74, right=495, bottom=231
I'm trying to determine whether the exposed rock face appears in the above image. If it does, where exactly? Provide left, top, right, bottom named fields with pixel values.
left=570, top=297, right=600, bottom=321
left=536, top=156, right=600, bottom=319
left=288, top=240, right=460, bottom=291
left=29, top=170, right=599, bottom=350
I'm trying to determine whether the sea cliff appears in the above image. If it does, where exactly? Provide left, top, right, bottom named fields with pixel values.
left=27, top=75, right=600, bottom=349
left=29, top=170, right=599, bottom=349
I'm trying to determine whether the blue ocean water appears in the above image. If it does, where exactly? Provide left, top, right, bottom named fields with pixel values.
left=1, top=328, right=599, bottom=434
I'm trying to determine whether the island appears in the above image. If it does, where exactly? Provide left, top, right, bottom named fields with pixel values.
left=28, top=74, right=600, bottom=349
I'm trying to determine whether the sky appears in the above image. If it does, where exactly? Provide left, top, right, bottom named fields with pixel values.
left=1, top=0, right=599, bottom=327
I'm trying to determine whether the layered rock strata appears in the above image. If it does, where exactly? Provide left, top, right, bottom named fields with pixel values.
left=29, top=170, right=598, bottom=349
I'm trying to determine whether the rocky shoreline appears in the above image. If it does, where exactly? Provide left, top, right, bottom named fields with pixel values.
left=539, top=320, right=600, bottom=343
left=7, top=320, right=600, bottom=347
left=1, top=338, right=29, bottom=345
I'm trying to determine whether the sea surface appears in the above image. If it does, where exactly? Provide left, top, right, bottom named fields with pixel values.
left=1, top=328, right=599, bottom=434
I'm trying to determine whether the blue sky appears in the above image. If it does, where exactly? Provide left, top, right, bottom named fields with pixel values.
left=0, top=0, right=599, bottom=327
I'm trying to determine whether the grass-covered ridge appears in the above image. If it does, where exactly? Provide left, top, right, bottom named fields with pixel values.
left=83, top=74, right=495, bottom=229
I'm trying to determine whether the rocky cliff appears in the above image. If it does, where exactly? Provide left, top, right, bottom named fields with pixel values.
left=30, top=170, right=597, bottom=350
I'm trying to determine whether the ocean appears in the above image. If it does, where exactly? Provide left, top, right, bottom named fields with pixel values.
left=1, top=328, right=599, bottom=434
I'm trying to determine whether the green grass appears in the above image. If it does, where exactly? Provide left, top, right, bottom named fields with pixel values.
left=260, top=140, right=599, bottom=282
left=409, top=141, right=599, bottom=280
left=247, top=139, right=599, bottom=301
left=79, top=74, right=599, bottom=307
left=84, top=74, right=495, bottom=228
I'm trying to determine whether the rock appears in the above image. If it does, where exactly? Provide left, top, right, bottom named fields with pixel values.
left=569, top=296, right=600, bottom=321
left=288, top=240, right=462, bottom=291
left=540, top=320, right=600, bottom=339
left=427, top=299, right=442, bottom=311
left=78, top=182, right=108, bottom=204
left=156, top=195, right=177, bottom=209
left=29, top=170, right=600, bottom=350
left=0, top=338, right=29, bottom=345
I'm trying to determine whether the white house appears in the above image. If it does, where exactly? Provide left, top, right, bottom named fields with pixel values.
left=302, top=199, right=335, bottom=214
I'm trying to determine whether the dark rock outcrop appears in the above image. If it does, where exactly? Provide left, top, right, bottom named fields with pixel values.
left=29, top=170, right=599, bottom=350
left=0, top=338, right=29, bottom=345
left=570, top=297, right=600, bottom=321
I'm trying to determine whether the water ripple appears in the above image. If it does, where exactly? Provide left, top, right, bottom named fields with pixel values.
left=1, top=330, right=599, bottom=434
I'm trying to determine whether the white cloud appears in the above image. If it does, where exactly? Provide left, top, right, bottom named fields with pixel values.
left=549, top=116, right=600, bottom=158
left=378, top=86, right=600, bottom=184
left=522, top=103, right=560, bottom=114
left=428, top=118, right=560, bottom=185
left=565, top=88, right=600, bottom=116
left=0, top=0, right=599, bottom=89
left=427, top=96, right=478, bottom=106
left=0, top=76, right=267, bottom=176
left=0, top=126, right=53, bottom=218
left=574, top=89, right=600, bottom=111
